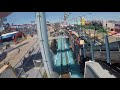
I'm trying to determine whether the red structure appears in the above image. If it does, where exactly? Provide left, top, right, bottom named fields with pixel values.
left=0, top=12, right=12, bottom=19
left=69, top=31, right=80, bottom=45
left=109, top=31, right=117, bottom=35
left=13, top=31, right=26, bottom=43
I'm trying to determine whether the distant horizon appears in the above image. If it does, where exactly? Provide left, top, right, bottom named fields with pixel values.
left=5, top=12, right=120, bottom=25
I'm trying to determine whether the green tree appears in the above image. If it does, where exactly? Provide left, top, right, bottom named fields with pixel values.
left=89, top=25, right=95, bottom=29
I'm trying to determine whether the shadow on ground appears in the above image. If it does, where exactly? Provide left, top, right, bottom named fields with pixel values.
left=15, top=51, right=42, bottom=75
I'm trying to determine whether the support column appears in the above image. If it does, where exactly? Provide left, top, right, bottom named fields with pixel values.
left=36, top=12, right=53, bottom=78
left=104, top=35, right=111, bottom=64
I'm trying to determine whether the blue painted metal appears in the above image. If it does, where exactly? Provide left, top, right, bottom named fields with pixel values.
left=53, top=35, right=83, bottom=78
left=62, top=38, right=67, bottom=66
left=65, top=39, right=83, bottom=78
left=105, top=35, right=111, bottom=63
left=55, top=38, right=62, bottom=74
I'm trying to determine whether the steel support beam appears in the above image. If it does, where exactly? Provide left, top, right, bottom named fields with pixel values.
left=36, top=12, right=53, bottom=78
left=105, top=35, right=111, bottom=63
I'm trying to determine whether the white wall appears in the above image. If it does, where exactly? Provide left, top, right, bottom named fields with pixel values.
left=84, top=61, right=117, bottom=78
left=102, top=21, right=115, bottom=29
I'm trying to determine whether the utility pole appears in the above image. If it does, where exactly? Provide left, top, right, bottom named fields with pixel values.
left=36, top=12, right=54, bottom=78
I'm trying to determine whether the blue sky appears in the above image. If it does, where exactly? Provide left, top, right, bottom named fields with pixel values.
left=6, top=12, right=120, bottom=25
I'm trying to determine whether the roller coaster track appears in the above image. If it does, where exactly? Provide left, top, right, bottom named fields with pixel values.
left=60, top=36, right=70, bottom=78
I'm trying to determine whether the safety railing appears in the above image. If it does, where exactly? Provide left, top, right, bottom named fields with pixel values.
left=67, top=27, right=120, bottom=64
left=85, top=32, right=120, bottom=64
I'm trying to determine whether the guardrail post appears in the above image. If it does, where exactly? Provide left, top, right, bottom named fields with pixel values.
left=90, top=41, right=94, bottom=61
left=104, top=35, right=111, bottom=63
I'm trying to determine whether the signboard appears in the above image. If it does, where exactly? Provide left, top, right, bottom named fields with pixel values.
left=80, top=40, right=84, bottom=45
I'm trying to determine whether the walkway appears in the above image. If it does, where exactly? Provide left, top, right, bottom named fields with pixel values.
left=0, top=35, right=38, bottom=67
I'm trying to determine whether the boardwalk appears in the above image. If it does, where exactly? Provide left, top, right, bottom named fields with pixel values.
left=0, top=35, right=38, bottom=67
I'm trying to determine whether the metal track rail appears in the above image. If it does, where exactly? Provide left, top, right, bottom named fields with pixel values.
left=60, top=38, right=62, bottom=75
left=97, top=60, right=120, bottom=77
left=60, top=36, right=70, bottom=78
